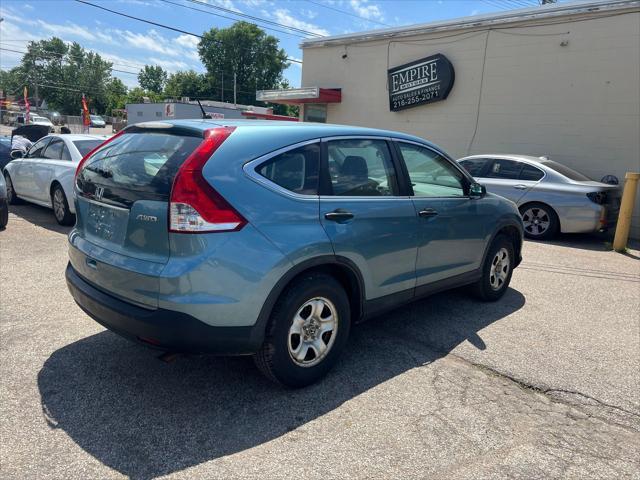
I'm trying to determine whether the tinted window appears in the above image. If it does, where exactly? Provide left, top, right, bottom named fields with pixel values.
left=257, top=143, right=320, bottom=195
left=43, top=140, right=63, bottom=160
left=460, top=158, right=490, bottom=177
left=399, top=143, right=465, bottom=197
left=27, top=138, right=50, bottom=158
left=73, top=140, right=103, bottom=157
left=77, top=131, right=203, bottom=207
left=486, top=159, right=522, bottom=179
left=541, top=160, right=592, bottom=181
left=520, top=164, right=544, bottom=181
left=327, top=139, right=397, bottom=196
left=61, top=144, right=72, bottom=161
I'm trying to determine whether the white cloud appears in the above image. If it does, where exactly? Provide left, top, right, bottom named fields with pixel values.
left=148, top=57, right=190, bottom=72
left=349, top=0, right=384, bottom=21
left=205, top=0, right=242, bottom=13
left=300, top=8, right=318, bottom=20
left=274, top=9, right=330, bottom=36
left=470, top=9, right=479, bottom=16
left=175, top=34, right=200, bottom=49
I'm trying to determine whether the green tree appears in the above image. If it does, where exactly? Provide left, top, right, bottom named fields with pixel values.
left=125, top=87, right=163, bottom=105
left=104, top=77, right=128, bottom=116
left=10, top=38, right=113, bottom=115
left=138, top=65, right=167, bottom=94
left=198, top=21, right=289, bottom=106
left=164, top=70, right=209, bottom=99
left=268, top=79, right=299, bottom=117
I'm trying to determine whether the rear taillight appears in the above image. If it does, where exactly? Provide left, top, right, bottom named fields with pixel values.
left=587, top=192, right=607, bottom=205
left=74, top=129, right=127, bottom=181
left=169, top=127, right=245, bottom=233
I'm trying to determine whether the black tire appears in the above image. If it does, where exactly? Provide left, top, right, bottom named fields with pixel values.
left=254, top=273, right=351, bottom=388
left=471, top=234, right=515, bottom=302
left=519, top=202, right=558, bottom=240
left=51, top=184, right=74, bottom=226
left=0, top=201, right=7, bottom=230
left=4, top=173, right=22, bottom=205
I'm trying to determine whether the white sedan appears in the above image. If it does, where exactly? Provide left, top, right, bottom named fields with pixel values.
left=3, top=134, right=107, bottom=225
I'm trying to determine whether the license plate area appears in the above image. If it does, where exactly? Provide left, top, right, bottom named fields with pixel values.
left=86, top=202, right=128, bottom=245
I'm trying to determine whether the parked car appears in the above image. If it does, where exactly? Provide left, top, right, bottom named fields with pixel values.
left=0, top=137, right=11, bottom=170
left=14, top=114, right=54, bottom=131
left=0, top=171, right=8, bottom=229
left=45, top=111, right=63, bottom=126
left=458, top=155, right=621, bottom=240
left=3, top=134, right=106, bottom=225
left=65, top=121, right=524, bottom=387
left=90, top=115, right=106, bottom=128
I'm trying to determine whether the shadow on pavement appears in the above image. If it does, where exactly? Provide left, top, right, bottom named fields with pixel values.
left=38, top=288, right=525, bottom=480
left=8, top=204, right=72, bottom=235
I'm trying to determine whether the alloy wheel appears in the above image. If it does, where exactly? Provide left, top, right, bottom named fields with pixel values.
left=489, top=247, right=510, bottom=291
left=522, top=207, right=550, bottom=236
left=53, top=189, right=66, bottom=221
left=287, top=297, right=338, bottom=367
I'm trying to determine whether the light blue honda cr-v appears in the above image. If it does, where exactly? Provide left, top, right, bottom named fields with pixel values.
left=66, top=120, right=523, bottom=387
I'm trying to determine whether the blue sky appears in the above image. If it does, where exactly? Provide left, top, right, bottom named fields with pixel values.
left=1, top=0, right=563, bottom=90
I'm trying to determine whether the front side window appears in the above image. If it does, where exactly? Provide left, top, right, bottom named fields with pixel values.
left=326, top=139, right=397, bottom=196
left=398, top=143, right=465, bottom=197
left=26, top=138, right=51, bottom=158
left=486, top=159, right=522, bottom=179
left=460, top=158, right=490, bottom=177
left=43, top=140, right=63, bottom=160
left=257, top=143, right=320, bottom=195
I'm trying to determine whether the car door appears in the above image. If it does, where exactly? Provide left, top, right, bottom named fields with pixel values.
left=33, top=138, right=65, bottom=202
left=395, top=140, right=488, bottom=288
left=13, top=137, right=51, bottom=198
left=319, top=137, right=419, bottom=302
left=477, top=158, right=534, bottom=203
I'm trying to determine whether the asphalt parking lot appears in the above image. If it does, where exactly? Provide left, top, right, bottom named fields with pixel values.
left=1, top=204, right=639, bottom=479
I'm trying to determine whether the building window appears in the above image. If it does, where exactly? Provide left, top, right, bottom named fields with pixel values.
left=137, top=111, right=143, bottom=117
left=303, top=104, right=327, bottom=123
left=155, top=111, right=162, bottom=117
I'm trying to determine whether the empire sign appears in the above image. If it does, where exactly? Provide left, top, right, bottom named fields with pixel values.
left=388, top=53, right=455, bottom=112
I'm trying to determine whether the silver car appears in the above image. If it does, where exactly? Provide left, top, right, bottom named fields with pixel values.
left=458, top=155, right=620, bottom=239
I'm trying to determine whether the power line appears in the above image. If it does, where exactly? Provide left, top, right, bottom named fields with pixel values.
left=157, top=0, right=307, bottom=39
left=73, top=0, right=303, bottom=64
left=181, top=0, right=323, bottom=37
left=304, top=0, right=391, bottom=28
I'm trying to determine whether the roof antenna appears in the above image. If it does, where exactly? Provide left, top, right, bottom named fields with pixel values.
left=196, top=99, right=207, bottom=119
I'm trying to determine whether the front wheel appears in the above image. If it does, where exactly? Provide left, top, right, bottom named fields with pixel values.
left=0, top=201, right=8, bottom=229
left=4, top=173, right=21, bottom=205
left=254, top=274, right=351, bottom=388
left=471, top=234, right=515, bottom=302
left=51, top=184, right=74, bottom=226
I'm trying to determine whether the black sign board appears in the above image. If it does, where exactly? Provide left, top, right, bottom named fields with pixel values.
left=388, top=53, right=455, bottom=112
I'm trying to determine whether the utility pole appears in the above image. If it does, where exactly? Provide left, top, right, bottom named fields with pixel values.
left=233, top=71, right=237, bottom=107
left=221, top=71, right=224, bottom=103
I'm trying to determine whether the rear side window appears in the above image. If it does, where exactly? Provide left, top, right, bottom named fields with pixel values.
left=326, top=139, right=397, bottom=196
left=43, top=140, right=63, bottom=160
left=460, top=158, right=490, bottom=177
left=61, top=144, right=72, bottom=161
left=257, top=143, right=320, bottom=195
left=541, top=160, right=592, bottom=181
left=520, top=164, right=544, bottom=181
left=77, top=131, right=203, bottom=206
left=486, top=159, right=522, bottom=179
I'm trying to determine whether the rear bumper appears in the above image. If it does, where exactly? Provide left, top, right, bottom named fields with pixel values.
left=65, top=263, right=264, bottom=355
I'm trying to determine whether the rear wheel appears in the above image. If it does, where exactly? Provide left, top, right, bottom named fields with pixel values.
left=4, top=173, right=21, bottom=205
left=471, top=234, right=514, bottom=301
left=254, top=274, right=351, bottom=387
left=520, top=203, right=558, bottom=240
left=51, top=184, right=74, bottom=226
left=0, top=200, right=8, bottom=229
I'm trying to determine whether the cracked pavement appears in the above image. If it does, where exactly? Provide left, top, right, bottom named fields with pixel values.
left=1, top=205, right=639, bottom=479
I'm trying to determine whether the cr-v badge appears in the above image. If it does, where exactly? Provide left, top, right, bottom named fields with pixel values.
left=136, top=214, right=158, bottom=222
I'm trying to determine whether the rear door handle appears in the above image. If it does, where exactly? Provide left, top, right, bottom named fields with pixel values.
left=514, top=184, right=528, bottom=190
left=324, top=209, right=354, bottom=222
left=418, top=208, right=438, bottom=218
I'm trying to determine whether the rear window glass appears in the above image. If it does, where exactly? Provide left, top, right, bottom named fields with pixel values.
left=258, top=143, right=320, bottom=195
left=77, top=131, right=202, bottom=206
left=541, top=160, right=592, bottom=181
left=73, top=140, right=103, bottom=157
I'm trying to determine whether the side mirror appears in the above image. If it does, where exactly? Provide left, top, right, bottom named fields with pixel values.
left=469, top=182, right=486, bottom=199
left=10, top=150, right=24, bottom=160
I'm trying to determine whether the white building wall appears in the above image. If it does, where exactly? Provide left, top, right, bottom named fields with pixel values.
left=302, top=9, right=640, bottom=236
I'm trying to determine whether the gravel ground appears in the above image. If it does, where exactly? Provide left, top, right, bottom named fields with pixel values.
left=1, top=204, right=639, bottom=479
